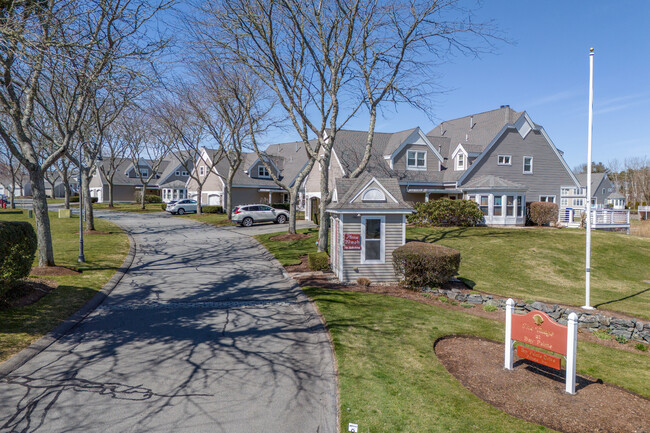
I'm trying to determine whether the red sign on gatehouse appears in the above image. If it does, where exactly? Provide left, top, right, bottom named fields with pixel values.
left=343, top=233, right=361, bottom=250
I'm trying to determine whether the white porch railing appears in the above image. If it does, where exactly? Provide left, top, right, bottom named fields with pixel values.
left=559, top=208, right=630, bottom=230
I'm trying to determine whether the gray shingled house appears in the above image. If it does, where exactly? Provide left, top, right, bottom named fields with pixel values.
left=574, top=173, right=624, bottom=209
left=89, top=152, right=193, bottom=203
left=307, top=106, right=582, bottom=226
left=186, top=141, right=311, bottom=207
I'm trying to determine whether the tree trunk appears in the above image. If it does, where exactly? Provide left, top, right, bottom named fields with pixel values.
left=317, top=150, right=333, bottom=253
left=196, top=184, right=203, bottom=215
left=225, top=169, right=236, bottom=220
left=108, top=180, right=114, bottom=207
left=9, top=186, right=15, bottom=209
left=63, top=177, right=71, bottom=210
left=82, top=169, right=95, bottom=231
left=140, top=184, right=147, bottom=209
left=288, top=189, right=298, bottom=235
left=29, top=169, right=56, bottom=266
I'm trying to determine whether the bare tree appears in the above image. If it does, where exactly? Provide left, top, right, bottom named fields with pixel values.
left=0, top=0, right=171, bottom=266
left=0, top=140, right=26, bottom=208
left=196, top=0, right=499, bottom=247
left=124, top=110, right=170, bottom=209
left=99, top=123, right=129, bottom=208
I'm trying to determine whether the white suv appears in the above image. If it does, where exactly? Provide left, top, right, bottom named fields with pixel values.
left=232, top=204, right=289, bottom=227
left=166, top=199, right=197, bottom=215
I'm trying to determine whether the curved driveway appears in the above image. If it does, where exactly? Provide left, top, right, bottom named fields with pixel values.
left=0, top=213, right=337, bottom=433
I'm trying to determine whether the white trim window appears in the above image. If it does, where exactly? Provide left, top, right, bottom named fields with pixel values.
left=406, top=150, right=426, bottom=170
left=140, top=169, right=148, bottom=178
left=456, top=153, right=466, bottom=171
left=493, top=195, right=503, bottom=216
left=175, top=171, right=181, bottom=176
left=602, top=188, right=606, bottom=195
left=573, top=198, right=584, bottom=207
left=523, top=156, right=533, bottom=174
left=561, top=198, right=568, bottom=206
left=361, top=216, right=385, bottom=264
left=506, top=195, right=515, bottom=216
left=518, top=196, right=525, bottom=217
left=182, top=171, right=188, bottom=176
left=479, top=195, right=489, bottom=215
left=258, top=165, right=270, bottom=178
left=498, top=155, right=511, bottom=165
left=199, top=166, right=206, bottom=176
left=540, top=195, right=556, bottom=203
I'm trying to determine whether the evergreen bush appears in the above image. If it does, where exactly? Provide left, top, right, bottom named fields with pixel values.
left=393, top=241, right=460, bottom=289
left=408, top=198, right=483, bottom=227
left=0, top=221, right=37, bottom=297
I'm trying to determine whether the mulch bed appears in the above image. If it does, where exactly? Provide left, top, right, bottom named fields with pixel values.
left=30, top=266, right=81, bottom=276
left=0, top=278, right=58, bottom=310
left=269, top=233, right=312, bottom=242
left=435, top=336, right=649, bottom=433
left=285, top=255, right=312, bottom=273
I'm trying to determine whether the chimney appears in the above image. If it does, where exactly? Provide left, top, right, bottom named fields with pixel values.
left=470, top=116, right=474, bottom=129
left=465, top=133, right=468, bottom=142
left=501, top=105, right=510, bottom=123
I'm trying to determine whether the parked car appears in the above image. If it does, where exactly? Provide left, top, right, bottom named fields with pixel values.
left=232, top=204, right=289, bottom=227
left=166, top=199, right=197, bottom=215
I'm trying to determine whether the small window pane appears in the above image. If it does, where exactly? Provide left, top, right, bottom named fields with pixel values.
left=493, top=196, right=502, bottom=216
left=417, top=153, right=425, bottom=166
left=366, top=219, right=381, bottom=239
left=365, top=241, right=381, bottom=260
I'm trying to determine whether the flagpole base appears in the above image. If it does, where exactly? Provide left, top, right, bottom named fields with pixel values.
left=581, top=305, right=595, bottom=310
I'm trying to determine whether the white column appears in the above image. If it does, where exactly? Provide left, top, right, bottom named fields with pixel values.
left=504, top=298, right=514, bottom=370
left=565, top=312, right=578, bottom=394
left=425, top=193, right=430, bottom=202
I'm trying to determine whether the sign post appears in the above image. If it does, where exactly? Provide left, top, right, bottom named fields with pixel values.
left=504, top=298, right=578, bottom=394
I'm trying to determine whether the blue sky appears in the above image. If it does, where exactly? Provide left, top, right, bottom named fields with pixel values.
left=348, top=0, right=650, bottom=170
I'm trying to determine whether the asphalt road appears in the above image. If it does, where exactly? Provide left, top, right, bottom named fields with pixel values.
left=0, top=212, right=336, bottom=433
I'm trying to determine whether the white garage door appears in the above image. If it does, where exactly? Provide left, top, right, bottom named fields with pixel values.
left=208, top=194, right=221, bottom=205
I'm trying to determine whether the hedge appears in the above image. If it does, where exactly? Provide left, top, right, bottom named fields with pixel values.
left=134, top=192, right=162, bottom=203
left=308, top=252, right=329, bottom=271
left=0, top=221, right=37, bottom=297
left=529, top=201, right=558, bottom=226
left=271, top=203, right=290, bottom=211
left=393, top=241, right=460, bottom=289
left=70, top=196, right=98, bottom=203
left=202, top=205, right=224, bottom=214
left=408, top=198, right=484, bottom=227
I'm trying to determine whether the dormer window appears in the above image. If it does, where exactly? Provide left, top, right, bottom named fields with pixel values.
left=199, top=166, right=206, bottom=176
left=456, top=153, right=466, bottom=171
left=406, top=150, right=426, bottom=170
left=140, top=169, right=148, bottom=178
left=258, top=165, right=270, bottom=178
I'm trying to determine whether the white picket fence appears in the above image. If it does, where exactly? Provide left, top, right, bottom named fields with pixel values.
left=559, top=208, right=630, bottom=230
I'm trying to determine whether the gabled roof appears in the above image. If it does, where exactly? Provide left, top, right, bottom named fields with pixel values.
left=575, top=173, right=608, bottom=194
left=428, top=106, right=523, bottom=154
left=461, top=175, right=528, bottom=191
left=328, top=173, right=411, bottom=211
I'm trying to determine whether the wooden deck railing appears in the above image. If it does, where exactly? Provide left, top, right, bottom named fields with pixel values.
left=559, top=208, right=630, bottom=229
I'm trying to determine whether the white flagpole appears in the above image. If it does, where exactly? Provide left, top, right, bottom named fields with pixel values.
left=583, top=48, right=595, bottom=310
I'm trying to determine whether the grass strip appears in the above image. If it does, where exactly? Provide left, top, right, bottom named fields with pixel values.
left=0, top=212, right=129, bottom=363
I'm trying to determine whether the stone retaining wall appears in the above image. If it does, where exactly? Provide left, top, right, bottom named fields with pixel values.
left=429, top=287, right=650, bottom=344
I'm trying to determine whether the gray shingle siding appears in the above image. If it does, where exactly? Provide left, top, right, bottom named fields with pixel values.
left=340, top=213, right=403, bottom=282
left=462, top=129, right=575, bottom=202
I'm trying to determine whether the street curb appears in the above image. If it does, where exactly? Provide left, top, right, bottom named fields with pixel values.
left=0, top=228, right=137, bottom=378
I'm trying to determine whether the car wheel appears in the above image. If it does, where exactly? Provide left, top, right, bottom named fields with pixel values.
left=242, top=217, right=253, bottom=227
left=276, top=214, right=287, bottom=224
left=177, top=208, right=185, bottom=215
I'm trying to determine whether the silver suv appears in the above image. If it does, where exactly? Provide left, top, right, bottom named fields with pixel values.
left=166, top=199, right=197, bottom=215
left=232, top=204, right=289, bottom=227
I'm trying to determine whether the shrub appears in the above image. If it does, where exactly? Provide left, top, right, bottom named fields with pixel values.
left=134, top=191, right=162, bottom=203
left=271, top=203, right=290, bottom=211
left=308, top=252, right=329, bottom=271
left=460, top=302, right=474, bottom=308
left=393, top=241, right=460, bottom=289
left=161, top=203, right=168, bottom=211
left=202, top=205, right=224, bottom=214
left=0, top=221, right=37, bottom=297
left=635, top=343, right=648, bottom=352
left=529, top=201, right=559, bottom=226
left=408, top=198, right=483, bottom=227
left=593, top=329, right=612, bottom=340
left=70, top=196, right=98, bottom=203
left=483, top=304, right=498, bottom=312
left=356, top=277, right=371, bottom=287
left=614, top=335, right=629, bottom=344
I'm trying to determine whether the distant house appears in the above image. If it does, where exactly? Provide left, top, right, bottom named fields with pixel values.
left=186, top=142, right=310, bottom=207
left=306, top=106, right=581, bottom=226
left=89, top=152, right=193, bottom=203
left=0, top=163, right=26, bottom=197
left=574, top=173, right=624, bottom=209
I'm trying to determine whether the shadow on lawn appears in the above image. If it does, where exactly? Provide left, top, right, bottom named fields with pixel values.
left=594, top=287, right=650, bottom=309
left=408, top=226, right=512, bottom=244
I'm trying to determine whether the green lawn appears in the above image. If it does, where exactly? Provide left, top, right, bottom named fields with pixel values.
left=408, top=226, right=650, bottom=319
left=0, top=211, right=129, bottom=362
left=306, top=287, right=650, bottom=433
left=178, top=212, right=233, bottom=226
left=255, top=228, right=320, bottom=265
